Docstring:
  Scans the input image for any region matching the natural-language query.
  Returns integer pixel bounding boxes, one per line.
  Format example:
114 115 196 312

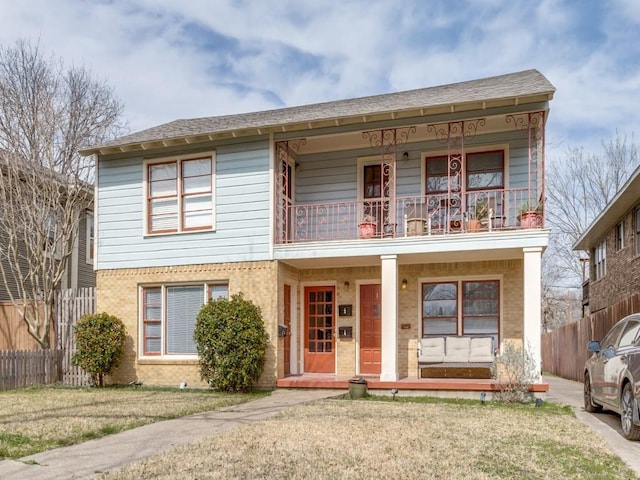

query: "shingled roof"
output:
82 69 555 156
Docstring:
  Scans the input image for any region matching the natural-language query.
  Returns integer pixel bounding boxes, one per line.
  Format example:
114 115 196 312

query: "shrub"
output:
491 340 539 403
194 293 268 392
71 312 127 387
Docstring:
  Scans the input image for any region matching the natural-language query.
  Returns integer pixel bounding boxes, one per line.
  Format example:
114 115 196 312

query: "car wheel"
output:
584 373 602 413
621 383 640 441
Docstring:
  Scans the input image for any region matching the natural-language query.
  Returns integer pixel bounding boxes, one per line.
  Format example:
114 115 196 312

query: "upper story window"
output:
425 150 504 194
592 240 606 281
615 221 625 251
146 154 214 235
86 212 94 264
635 207 640 256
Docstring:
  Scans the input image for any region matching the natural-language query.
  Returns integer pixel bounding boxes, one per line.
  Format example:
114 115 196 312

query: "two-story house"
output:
81 69 554 393
574 165 640 316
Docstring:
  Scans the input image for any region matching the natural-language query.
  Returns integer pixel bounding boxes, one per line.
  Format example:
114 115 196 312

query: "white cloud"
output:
0 0 638 161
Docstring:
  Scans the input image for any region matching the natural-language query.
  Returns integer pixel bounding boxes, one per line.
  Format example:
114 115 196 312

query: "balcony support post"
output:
380 254 399 381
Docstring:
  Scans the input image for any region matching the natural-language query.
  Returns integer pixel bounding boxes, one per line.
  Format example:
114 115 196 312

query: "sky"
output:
1 0 639 165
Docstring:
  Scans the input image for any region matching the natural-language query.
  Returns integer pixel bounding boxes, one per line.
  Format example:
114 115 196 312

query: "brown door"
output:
360 284 381 374
304 286 335 373
283 284 291 376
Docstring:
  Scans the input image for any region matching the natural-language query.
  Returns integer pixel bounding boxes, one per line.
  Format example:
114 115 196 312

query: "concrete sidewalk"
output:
0 388 345 480
544 375 640 477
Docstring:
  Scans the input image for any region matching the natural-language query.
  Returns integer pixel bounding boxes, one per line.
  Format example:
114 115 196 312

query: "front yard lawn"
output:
101 397 639 480
0 385 264 459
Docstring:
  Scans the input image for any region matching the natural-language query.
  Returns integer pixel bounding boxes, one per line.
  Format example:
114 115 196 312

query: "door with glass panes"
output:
304 286 335 373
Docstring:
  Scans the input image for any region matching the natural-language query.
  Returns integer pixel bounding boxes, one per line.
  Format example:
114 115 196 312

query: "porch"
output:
276 373 549 399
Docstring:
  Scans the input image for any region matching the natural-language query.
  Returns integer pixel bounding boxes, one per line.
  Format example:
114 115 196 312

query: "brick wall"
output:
96 261 279 388
297 259 524 378
589 211 640 312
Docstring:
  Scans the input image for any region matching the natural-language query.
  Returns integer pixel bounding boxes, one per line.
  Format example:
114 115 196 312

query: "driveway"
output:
544 375 640 477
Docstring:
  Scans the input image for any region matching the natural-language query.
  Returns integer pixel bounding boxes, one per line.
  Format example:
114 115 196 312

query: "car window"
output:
601 321 627 349
619 320 640 347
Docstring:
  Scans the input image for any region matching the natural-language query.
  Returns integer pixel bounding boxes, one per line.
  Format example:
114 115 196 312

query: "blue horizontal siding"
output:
96 139 271 270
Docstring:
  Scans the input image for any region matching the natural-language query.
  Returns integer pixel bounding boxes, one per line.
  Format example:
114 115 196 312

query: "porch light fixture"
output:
401 279 408 290
344 280 350 289
402 151 409 161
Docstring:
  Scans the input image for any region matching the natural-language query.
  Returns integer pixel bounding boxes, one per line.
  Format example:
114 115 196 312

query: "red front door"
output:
283 284 291 376
304 286 335 373
360 284 381 374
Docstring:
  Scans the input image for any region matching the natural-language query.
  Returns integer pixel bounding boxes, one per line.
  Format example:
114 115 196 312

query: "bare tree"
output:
0 40 124 348
543 133 638 326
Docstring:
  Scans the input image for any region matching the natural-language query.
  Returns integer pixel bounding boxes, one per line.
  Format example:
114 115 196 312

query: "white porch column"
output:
523 247 543 382
380 254 398 381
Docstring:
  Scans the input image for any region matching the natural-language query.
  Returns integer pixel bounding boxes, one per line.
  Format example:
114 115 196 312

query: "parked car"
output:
584 313 640 440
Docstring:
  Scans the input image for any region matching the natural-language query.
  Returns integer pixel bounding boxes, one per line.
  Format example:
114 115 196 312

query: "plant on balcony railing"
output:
517 201 543 228
358 214 377 239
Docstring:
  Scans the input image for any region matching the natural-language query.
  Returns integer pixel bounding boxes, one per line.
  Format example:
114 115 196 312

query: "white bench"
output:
417 336 495 378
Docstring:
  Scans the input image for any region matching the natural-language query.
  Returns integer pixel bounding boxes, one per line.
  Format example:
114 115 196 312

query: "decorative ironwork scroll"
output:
425 119 486 233
360 126 416 237
505 111 546 226
275 139 306 243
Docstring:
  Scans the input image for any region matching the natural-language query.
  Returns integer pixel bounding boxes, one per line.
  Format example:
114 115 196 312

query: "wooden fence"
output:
541 292 640 382
0 349 63 390
0 288 95 390
56 287 95 387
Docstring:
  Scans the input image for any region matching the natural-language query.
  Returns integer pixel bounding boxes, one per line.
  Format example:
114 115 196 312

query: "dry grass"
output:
0 386 260 458
101 398 638 480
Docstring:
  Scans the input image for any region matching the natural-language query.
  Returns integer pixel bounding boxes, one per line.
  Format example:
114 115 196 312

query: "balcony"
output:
275 188 544 244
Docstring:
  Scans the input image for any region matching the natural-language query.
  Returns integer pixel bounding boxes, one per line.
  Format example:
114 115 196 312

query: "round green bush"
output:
194 293 268 392
71 312 127 387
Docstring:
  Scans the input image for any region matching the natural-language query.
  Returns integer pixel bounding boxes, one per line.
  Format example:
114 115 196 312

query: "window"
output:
466 151 504 191
635 208 640 255
618 320 640 348
141 282 228 356
146 154 214 234
615 221 625 251
86 212 94 264
422 280 500 347
592 241 606 281
424 150 504 194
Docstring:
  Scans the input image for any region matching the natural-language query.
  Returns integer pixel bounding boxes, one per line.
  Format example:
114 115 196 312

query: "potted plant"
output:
466 197 489 232
358 214 377 238
518 201 543 228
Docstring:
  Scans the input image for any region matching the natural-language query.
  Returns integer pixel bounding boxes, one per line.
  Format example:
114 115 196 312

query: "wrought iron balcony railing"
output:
275 188 544 244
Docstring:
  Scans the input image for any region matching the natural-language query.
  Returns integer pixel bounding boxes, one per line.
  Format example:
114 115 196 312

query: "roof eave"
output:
573 166 640 251
80 91 553 157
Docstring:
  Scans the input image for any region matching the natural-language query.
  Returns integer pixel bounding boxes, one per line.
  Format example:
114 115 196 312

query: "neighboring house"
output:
81 69 554 390
0 206 96 350
574 165 640 315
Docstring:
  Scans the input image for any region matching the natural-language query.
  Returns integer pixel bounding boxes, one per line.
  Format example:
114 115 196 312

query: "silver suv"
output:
584 313 640 440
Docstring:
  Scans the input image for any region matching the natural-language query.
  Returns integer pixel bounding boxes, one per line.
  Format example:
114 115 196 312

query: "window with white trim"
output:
592 241 606 281
141 282 228 357
422 280 500 348
146 154 214 234
86 212 94 264
615 221 624 251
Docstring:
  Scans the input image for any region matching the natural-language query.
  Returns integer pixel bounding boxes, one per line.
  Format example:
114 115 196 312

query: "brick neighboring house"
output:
81 69 555 392
574 165 640 315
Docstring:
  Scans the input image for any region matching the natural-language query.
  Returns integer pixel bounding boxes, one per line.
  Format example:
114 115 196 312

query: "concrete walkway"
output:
0 388 345 480
544 375 640 477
